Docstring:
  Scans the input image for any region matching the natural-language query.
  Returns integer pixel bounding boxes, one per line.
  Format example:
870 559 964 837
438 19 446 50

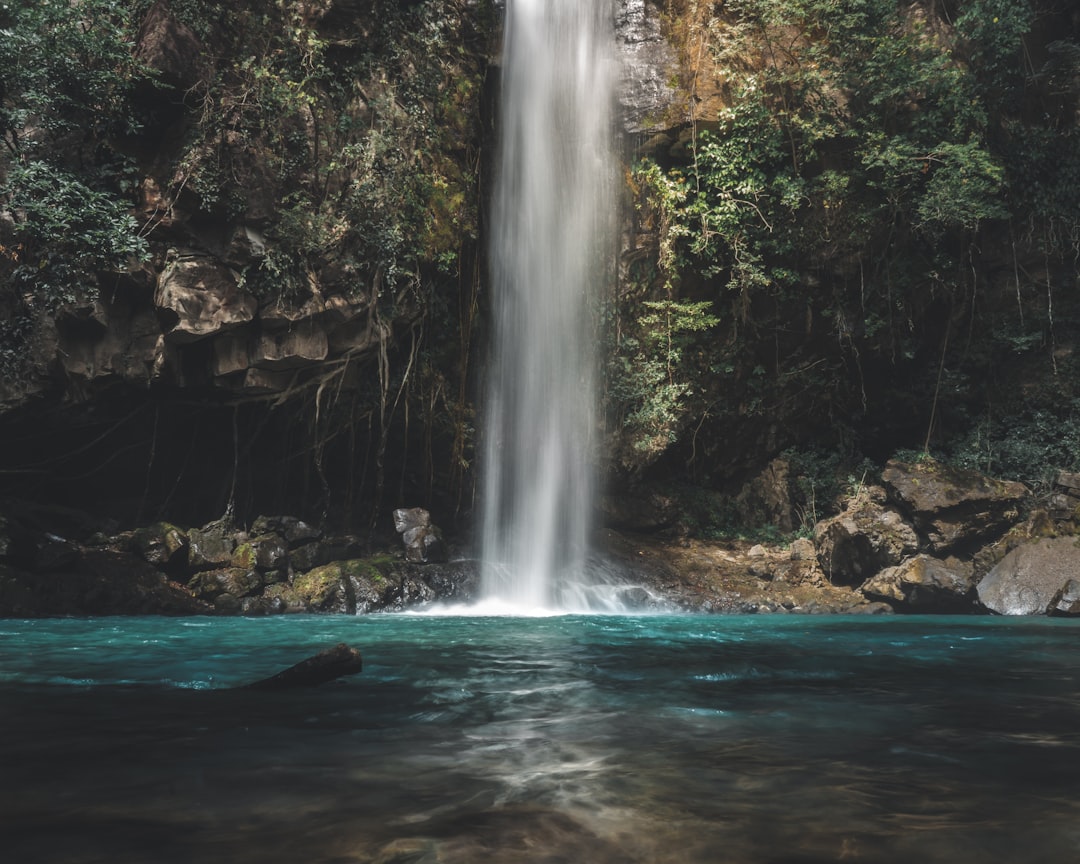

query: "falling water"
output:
480 0 617 610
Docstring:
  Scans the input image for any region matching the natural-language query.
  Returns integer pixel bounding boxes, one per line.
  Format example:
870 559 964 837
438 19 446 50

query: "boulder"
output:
789 537 815 561
288 535 364 573
976 536 1080 615
860 554 976 612
132 522 188 568
278 559 396 614
882 459 1028 553
392 508 447 564
814 486 919 585
188 567 264 601
251 515 322 547
231 534 288 571
188 522 240 570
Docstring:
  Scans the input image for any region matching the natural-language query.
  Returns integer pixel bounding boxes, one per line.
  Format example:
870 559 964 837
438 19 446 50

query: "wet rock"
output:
252 534 288 570
882 459 1028 553
288 535 364 573
188 567 264 601
250 515 322 547
861 554 976 612
279 561 359 613
615 0 679 133
393 508 447 564
977 536 1080 615
28 533 82 572
188 522 240 570
244 643 363 691
814 487 919 585
132 522 188 568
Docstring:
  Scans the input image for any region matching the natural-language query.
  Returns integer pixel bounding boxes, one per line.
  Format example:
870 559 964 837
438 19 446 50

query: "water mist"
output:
480 0 617 610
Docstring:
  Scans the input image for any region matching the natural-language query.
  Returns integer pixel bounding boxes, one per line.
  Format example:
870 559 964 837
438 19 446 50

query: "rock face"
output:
976 536 1080 615
882 459 1028 553
615 0 679 132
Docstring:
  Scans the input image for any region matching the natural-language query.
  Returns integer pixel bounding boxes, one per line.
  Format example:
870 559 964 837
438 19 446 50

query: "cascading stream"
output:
480 0 617 610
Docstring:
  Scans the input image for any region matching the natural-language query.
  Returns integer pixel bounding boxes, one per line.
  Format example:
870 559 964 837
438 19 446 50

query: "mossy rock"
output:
287 563 353 613
132 522 188 568
189 567 264 600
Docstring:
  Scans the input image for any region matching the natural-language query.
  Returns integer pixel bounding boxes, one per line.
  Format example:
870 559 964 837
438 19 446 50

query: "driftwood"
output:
243 643 363 691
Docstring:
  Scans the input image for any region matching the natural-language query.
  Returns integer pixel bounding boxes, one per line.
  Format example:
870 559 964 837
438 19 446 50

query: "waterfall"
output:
480 0 616 610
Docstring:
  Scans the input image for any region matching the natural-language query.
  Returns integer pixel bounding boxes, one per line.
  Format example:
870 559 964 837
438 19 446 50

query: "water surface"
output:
1 614 1079 863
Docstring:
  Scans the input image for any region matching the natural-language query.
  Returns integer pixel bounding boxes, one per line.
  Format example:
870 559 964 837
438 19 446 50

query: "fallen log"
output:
243 643 363 691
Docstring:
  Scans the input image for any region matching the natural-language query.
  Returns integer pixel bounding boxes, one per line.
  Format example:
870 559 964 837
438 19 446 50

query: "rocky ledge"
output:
1 460 1078 618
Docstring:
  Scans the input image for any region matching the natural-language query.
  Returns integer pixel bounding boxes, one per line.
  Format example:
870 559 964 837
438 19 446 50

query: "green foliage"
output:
0 160 148 381
0 0 144 150
613 0 1075 478
947 403 1080 491
1 161 147 307
167 0 485 309
609 297 719 463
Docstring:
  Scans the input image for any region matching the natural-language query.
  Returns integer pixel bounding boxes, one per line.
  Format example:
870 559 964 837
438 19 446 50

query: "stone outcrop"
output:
882 459 1029 554
814 486 919 585
976 536 1080 615
155 254 258 344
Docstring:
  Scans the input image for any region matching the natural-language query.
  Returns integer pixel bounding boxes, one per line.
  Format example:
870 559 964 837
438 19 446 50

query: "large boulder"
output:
814 486 919 585
976 536 1080 615
861 554 976 612
882 459 1028 554
188 521 240 570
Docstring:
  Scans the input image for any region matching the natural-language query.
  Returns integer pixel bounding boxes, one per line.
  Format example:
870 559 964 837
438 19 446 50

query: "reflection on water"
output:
1 615 1080 863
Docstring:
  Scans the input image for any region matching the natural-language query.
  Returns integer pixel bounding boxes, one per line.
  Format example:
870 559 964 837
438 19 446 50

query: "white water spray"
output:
480 0 617 610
